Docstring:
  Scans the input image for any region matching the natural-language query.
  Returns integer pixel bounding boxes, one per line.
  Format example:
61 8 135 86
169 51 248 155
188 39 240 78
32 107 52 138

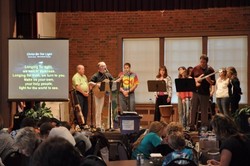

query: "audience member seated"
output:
10 117 37 139
162 131 197 166
86 131 110 164
131 121 167 159
153 122 197 158
0 115 18 161
60 121 72 131
60 120 92 156
50 117 62 127
14 127 41 157
48 126 76 146
152 143 174 157
164 122 194 148
2 150 27 166
36 116 52 128
30 137 82 166
39 122 54 141
73 131 92 154
207 113 250 166
14 127 41 165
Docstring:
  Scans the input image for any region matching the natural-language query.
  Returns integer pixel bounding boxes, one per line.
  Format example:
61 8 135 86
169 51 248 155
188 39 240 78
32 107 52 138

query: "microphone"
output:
123 70 130 76
105 68 109 73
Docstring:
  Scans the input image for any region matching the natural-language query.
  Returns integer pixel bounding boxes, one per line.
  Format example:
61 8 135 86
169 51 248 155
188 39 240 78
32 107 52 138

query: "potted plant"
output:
233 105 250 133
25 102 53 121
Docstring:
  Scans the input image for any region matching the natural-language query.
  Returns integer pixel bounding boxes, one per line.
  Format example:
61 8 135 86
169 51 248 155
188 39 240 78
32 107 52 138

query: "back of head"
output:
48 126 76 146
14 127 40 157
37 116 52 127
133 121 167 149
60 121 71 131
50 117 62 127
20 117 36 128
74 132 92 152
90 131 109 149
31 137 81 166
168 131 186 150
211 113 239 140
39 122 54 139
148 121 167 135
166 122 184 136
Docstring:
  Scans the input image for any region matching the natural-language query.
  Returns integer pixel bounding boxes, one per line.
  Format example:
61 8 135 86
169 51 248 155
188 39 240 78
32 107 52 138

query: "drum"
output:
159 105 173 123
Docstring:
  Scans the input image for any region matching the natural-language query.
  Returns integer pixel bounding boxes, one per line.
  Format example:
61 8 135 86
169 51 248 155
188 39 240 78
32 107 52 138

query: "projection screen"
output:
8 39 69 101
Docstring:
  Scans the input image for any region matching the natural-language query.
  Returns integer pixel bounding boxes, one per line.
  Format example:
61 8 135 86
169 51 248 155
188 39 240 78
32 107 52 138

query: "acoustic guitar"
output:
74 104 85 125
91 79 111 98
70 89 85 125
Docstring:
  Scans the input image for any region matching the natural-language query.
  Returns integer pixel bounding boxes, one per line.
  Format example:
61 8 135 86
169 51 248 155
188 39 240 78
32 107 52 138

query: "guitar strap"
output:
204 65 211 75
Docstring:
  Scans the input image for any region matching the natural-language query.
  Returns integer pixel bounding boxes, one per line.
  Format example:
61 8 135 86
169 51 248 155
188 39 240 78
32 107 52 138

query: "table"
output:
108 160 153 166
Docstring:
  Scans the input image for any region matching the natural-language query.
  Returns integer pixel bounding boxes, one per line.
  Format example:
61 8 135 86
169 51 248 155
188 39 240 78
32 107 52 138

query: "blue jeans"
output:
216 97 230 116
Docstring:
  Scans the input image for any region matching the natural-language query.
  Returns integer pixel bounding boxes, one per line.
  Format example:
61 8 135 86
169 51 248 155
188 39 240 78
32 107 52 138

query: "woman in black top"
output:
226 66 242 115
207 114 250 166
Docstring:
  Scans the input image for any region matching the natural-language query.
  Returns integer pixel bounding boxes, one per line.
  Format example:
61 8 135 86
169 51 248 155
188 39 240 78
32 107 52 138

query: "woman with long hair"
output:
154 66 172 121
215 68 230 116
226 67 242 115
131 121 167 159
207 114 250 166
177 66 192 129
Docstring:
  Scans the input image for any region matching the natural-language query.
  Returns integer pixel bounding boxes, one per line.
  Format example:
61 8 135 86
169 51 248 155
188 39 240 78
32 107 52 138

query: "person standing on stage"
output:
177 66 192 128
118 63 139 113
89 62 114 129
154 65 172 121
190 55 216 130
226 66 242 115
215 68 230 116
187 66 193 77
72 65 89 125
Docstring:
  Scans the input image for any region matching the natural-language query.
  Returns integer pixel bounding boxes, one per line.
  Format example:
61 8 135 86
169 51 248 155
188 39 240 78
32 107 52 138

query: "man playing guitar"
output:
89 61 114 129
190 55 216 130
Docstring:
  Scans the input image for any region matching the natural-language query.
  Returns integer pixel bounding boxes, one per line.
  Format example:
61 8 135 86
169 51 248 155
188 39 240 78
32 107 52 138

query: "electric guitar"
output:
195 70 219 87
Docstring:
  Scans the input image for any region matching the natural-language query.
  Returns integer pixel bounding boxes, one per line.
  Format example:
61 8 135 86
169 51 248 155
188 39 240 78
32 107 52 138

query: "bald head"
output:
76 65 85 75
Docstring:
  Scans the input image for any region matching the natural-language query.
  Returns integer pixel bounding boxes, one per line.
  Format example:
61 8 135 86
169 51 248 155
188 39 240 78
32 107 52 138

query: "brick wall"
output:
56 7 250 86
56 7 250 126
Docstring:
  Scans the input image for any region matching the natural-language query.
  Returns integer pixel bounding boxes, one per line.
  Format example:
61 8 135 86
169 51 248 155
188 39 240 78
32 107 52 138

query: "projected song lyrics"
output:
12 64 65 91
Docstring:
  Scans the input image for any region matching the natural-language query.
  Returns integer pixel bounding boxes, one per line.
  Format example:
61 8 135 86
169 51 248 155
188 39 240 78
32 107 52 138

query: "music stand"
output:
175 78 195 129
175 78 196 92
147 80 166 92
100 81 111 92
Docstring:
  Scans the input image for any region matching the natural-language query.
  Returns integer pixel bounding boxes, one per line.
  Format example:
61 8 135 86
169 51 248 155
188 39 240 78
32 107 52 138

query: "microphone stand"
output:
104 70 115 131
89 89 95 131
127 73 131 111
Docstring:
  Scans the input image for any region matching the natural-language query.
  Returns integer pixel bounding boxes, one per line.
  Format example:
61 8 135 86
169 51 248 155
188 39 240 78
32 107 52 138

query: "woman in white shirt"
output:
215 68 230 116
